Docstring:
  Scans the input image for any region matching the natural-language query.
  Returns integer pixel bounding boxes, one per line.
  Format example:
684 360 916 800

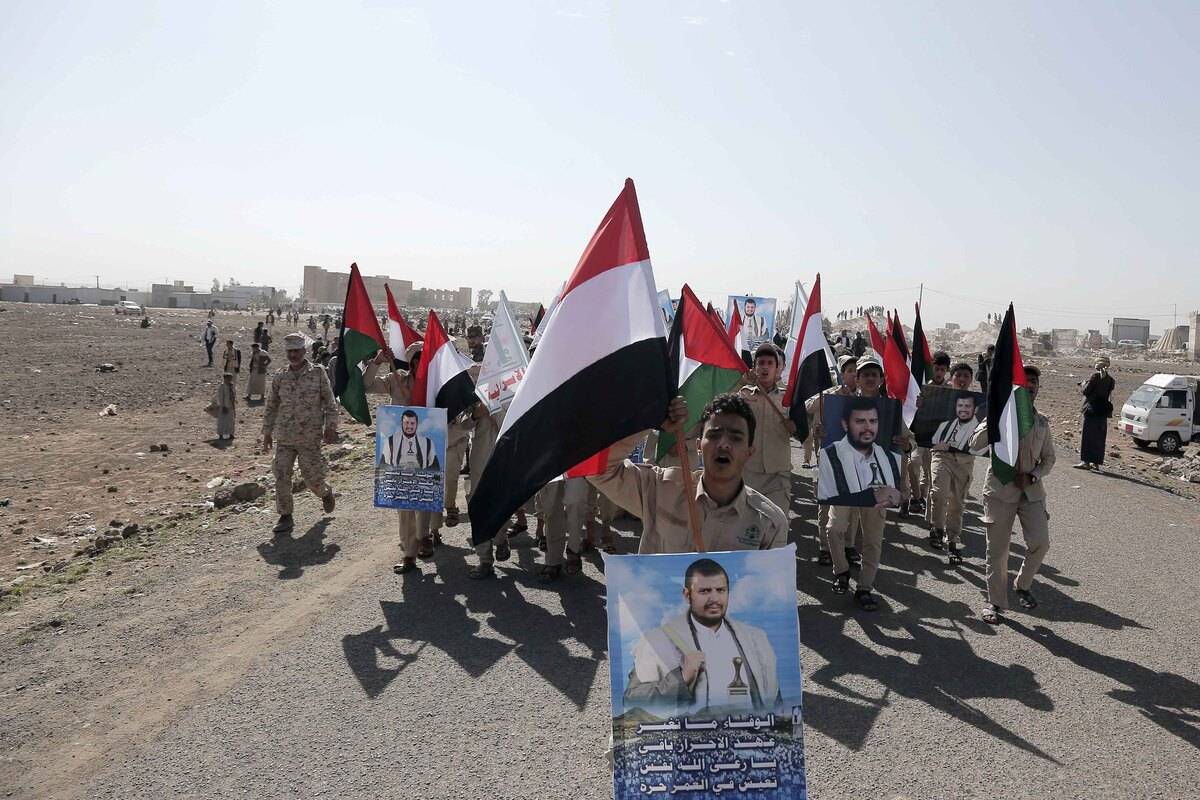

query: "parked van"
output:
1118 373 1200 454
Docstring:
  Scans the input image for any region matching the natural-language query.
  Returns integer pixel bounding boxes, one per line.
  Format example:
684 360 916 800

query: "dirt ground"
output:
1 301 1197 612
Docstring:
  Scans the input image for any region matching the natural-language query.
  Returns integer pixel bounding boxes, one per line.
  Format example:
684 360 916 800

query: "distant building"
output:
301 265 470 310
0 275 149 306
1051 328 1079 350
211 284 281 309
1110 317 1151 345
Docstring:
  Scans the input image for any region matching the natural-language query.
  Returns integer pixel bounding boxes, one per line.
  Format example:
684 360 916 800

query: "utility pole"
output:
94 275 99 289
918 282 924 309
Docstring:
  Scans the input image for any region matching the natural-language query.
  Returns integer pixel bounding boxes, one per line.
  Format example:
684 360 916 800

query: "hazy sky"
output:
2 1 1197 332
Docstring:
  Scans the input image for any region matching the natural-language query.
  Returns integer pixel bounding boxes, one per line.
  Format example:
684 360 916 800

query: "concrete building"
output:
1110 317 1151 345
0 276 149 306
211 284 281 309
1051 328 1079 351
1191 312 1200 361
302 265 471 310
150 282 211 309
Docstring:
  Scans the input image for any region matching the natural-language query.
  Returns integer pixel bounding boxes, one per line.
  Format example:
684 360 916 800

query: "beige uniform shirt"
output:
589 436 788 554
970 411 1056 504
739 383 793 474
363 362 413 405
262 360 338 446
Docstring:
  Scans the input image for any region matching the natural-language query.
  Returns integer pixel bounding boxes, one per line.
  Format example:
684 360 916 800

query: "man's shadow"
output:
256 518 340 579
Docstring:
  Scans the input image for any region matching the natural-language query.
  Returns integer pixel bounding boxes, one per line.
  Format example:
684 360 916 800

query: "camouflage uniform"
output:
263 359 338 515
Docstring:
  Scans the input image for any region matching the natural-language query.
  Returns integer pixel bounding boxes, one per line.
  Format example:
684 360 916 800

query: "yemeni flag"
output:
865 311 886 355
384 284 421 358
468 179 671 545
883 310 919 424
333 263 387 425
987 303 1032 484
531 304 546 335
910 302 933 386
655 284 746 462
411 310 477 422
782 274 835 441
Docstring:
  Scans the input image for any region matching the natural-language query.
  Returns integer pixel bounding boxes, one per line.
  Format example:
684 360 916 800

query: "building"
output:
1051 328 1079 351
302 265 471 310
1110 317 1151 345
211 284 282 310
0 276 149 306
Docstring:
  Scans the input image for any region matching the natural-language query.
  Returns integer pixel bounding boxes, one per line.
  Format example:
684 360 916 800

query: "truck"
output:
1117 373 1200 454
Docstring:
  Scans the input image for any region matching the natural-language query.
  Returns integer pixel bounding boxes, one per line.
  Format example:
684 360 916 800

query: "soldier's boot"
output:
273 514 294 535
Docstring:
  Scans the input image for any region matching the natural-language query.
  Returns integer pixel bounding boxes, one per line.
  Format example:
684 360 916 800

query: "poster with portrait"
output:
607 546 807 798
658 290 676 327
911 385 988 453
816 395 904 508
727 296 777 352
373 405 448 511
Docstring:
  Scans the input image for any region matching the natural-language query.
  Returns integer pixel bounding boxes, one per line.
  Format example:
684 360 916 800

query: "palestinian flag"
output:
865 311 886 355
910 302 933 386
987 304 1032 484
384 284 421 359
411 309 477 422
705 302 724 328
782 273 834 441
468 179 671 545
727 303 751 367
333 263 387 425
655 284 746 462
883 310 919 425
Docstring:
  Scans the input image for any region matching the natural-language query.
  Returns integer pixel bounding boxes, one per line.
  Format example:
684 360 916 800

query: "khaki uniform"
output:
826 506 886 590
970 413 1056 609
929 450 973 542
542 477 590 566
362 362 443 557
589 436 788 554
470 407 510 565
262 360 338 515
443 417 472 513
739 384 793 517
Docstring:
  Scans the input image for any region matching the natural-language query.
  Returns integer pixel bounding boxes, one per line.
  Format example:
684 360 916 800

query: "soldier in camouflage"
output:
262 333 339 534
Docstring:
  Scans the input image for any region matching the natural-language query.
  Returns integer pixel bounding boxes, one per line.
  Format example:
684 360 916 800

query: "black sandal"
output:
495 540 511 562
845 547 861 565
854 589 879 611
981 605 1001 624
538 564 562 584
1016 589 1038 609
467 563 494 580
929 528 944 550
818 549 833 566
831 572 850 595
947 543 963 564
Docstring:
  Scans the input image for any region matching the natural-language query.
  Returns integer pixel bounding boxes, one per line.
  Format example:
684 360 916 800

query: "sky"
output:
2 1 1197 333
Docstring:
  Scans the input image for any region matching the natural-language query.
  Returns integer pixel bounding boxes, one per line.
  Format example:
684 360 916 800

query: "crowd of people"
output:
235 304 1103 629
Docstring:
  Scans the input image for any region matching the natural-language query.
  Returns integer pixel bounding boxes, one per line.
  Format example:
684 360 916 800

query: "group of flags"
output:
330 178 1032 548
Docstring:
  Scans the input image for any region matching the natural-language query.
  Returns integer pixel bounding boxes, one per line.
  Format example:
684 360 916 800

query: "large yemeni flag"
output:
987 303 1032 484
910 303 933 386
883 310 919 424
655 284 746 462
865 311 886 355
411 310 477 422
333 263 387 425
384 284 421 358
782 273 835 441
468 179 671 545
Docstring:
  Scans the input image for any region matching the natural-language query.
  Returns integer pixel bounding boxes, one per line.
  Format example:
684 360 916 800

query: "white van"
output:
1118 373 1200 454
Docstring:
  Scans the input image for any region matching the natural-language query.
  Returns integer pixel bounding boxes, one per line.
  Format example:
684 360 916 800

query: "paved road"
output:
5 444 1200 799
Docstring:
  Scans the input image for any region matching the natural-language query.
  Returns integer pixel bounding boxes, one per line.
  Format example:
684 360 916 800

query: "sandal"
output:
393 557 417 574
417 536 435 559
981 605 1001 624
445 508 460 527
564 548 583 575
845 547 861 565
538 564 562 584
432 531 443 547
1016 589 1038 609
947 542 963 564
495 540 511 562
817 549 833 566
831 572 850 595
929 528 944 550
854 589 879 611
467 563 495 580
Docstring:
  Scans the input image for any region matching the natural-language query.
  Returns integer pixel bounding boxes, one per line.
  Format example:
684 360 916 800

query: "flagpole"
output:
674 438 707 553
